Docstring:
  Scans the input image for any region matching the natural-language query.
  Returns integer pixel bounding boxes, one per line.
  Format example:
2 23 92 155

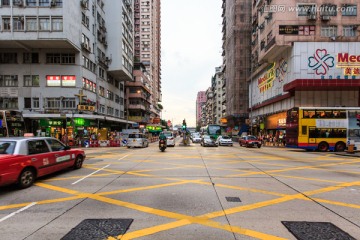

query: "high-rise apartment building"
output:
248 0 360 135
196 91 206 127
212 67 225 125
133 0 162 122
0 0 134 139
222 0 252 127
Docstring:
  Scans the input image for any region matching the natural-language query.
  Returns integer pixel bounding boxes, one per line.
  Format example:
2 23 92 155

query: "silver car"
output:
163 131 175 147
127 134 149 148
216 135 233 146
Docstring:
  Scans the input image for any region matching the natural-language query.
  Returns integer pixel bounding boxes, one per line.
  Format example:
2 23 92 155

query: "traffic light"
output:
182 119 187 130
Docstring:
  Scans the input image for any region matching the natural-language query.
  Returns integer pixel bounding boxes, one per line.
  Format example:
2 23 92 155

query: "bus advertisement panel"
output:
286 107 360 152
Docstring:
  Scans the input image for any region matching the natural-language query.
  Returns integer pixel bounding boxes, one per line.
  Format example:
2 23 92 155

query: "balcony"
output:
259 37 292 62
128 104 146 111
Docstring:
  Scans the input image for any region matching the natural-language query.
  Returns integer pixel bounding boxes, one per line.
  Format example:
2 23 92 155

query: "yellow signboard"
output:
78 105 95 112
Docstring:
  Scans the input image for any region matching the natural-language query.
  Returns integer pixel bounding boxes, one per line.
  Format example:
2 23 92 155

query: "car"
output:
0 137 85 189
201 135 218 147
239 135 262 148
162 131 175 147
192 134 202 143
216 135 233 146
127 133 149 148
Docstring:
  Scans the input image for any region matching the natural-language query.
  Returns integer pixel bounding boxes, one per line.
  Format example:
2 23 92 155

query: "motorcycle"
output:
159 139 167 152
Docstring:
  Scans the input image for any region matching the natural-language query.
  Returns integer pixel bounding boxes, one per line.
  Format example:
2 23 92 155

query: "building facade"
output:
196 91 206 127
222 0 252 127
0 0 134 141
133 0 162 122
212 67 226 125
205 87 214 125
249 0 360 135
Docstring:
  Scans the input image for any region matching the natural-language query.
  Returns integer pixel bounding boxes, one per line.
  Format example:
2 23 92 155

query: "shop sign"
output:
307 48 359 78
46 75 61 87
279 25 299 35
40 119 64 127
258 63 276 92
220 118 228 124
278 118 286 128
74 118 85 126
0 120 2 127
153 117 161 124
78 105 95 112
266 112 287 129
61 75 76 87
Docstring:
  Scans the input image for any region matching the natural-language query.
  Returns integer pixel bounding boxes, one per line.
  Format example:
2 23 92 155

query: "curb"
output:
334 153 360 158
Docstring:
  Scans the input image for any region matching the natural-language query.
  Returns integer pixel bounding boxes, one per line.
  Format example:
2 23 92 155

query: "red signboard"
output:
46 75 61 87
62 75 76 87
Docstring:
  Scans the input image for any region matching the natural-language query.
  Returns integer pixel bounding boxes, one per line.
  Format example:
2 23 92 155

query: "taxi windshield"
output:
0 141 16 154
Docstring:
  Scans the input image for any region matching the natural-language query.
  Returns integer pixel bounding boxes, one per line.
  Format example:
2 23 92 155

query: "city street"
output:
1 139 360 240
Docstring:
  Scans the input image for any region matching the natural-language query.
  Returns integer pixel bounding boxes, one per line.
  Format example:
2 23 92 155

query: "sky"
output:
161 0 223 127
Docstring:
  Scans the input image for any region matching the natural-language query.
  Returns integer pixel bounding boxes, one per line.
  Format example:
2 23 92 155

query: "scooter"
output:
159 139 167 152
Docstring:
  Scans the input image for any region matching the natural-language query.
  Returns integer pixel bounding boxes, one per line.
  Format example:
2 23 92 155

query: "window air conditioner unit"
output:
321 15 331 21
51 0 56 6
81 0 89 9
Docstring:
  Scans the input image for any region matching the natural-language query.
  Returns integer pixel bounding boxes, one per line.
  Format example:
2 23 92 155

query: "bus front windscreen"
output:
208 125 221 135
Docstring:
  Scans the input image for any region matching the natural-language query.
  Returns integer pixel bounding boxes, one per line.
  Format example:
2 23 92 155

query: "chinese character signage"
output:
46 75 76 87
62 75 76 87
78 105 95 112
46 75 61 87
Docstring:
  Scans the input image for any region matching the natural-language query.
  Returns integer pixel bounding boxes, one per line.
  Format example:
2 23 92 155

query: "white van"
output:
127 133 149 148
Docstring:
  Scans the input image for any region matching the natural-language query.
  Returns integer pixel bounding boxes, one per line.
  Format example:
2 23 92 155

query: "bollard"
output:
347 144 355 154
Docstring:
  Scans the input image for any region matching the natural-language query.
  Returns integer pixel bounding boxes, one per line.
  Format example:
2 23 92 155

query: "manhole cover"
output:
282 221 356 240
62 219 133 240
225 197 241 202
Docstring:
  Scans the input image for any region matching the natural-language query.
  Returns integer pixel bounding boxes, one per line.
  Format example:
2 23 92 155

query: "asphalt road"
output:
1 139 360 240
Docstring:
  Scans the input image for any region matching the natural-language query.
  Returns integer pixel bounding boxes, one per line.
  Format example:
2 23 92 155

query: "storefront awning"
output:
284 79 360 92
23 113 136 125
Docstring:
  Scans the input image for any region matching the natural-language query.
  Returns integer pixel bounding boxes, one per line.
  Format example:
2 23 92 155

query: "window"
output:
24 98 31 109
52 0 63 7
0 98 18 109
99 104 105 113
99 86 105 97
99 67 105 79
46 98 60 108
107 90 114 101
115 94 120 103
52 18 63 31
298 4 316 16
28 140 50 155
342 4 357 16
46 53 75 64
61 53 75 64
321 26 337 37
13 17 24 31
2 0 10 6
33 98 39 108
39 18 50 30
23 53 39 63
26 0 37 7
62 98 76 109
82 13 89 28
343 25 357 37
26 18 37 31
0 53 17 63
39 0 50 7
24 75 40 87
115 109 119 117
46 139 65 151
2 17 11 31
0 75 18 87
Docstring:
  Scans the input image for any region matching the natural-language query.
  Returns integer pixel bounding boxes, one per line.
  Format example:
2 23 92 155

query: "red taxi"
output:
0 137 85 189
239 135 262 148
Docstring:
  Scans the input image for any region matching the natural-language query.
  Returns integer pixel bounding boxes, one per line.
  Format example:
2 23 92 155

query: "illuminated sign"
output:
74 118 85 125
258 63 276 93
338 53 360 63
61 75 76 87
0 120 2 127
46 75 61 87
78 105 95 112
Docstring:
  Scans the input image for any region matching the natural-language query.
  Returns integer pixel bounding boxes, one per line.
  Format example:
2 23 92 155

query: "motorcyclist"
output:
159 132 167 144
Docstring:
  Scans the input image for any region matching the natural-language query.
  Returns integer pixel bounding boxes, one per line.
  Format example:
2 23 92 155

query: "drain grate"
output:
62 219 133 240
282 221 356 240
225 197 241 202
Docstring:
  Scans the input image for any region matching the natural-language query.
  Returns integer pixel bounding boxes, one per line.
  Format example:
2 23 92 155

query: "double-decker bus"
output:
0 110 26 137
200 124 222 139
286 107 360 152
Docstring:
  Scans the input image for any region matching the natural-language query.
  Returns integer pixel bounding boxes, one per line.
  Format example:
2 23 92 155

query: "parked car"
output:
216 135 233 146
201 135 218 147
163 131 175 147
0 137 85 189
127 133 149 148
192 134 202 143
239 135 262 148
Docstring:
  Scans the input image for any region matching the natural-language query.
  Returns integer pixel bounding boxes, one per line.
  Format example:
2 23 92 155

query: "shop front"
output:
265 111 287 143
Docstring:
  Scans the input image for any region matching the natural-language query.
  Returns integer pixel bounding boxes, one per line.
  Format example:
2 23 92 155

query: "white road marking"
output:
72 164 110 185
118 154 130 161
0 202 37 222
